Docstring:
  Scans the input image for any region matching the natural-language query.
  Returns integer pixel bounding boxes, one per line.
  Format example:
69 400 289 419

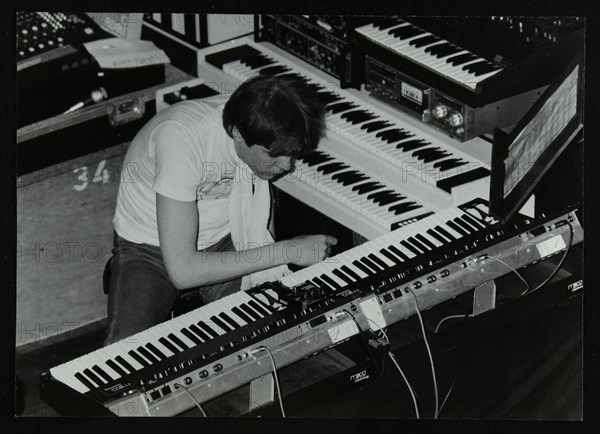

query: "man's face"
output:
233 129 295 180
243 145 295 180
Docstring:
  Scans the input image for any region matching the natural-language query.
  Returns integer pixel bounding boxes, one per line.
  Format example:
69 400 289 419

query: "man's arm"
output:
157 193 336 290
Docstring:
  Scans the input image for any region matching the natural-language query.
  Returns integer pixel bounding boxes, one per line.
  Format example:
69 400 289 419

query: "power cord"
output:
252 346 286 417
494 257 531 293
406 287 439 419
173 382 207 417
437 313 469 417
374 327 420 419
387 352 420 418
522 221 574 296
434 314 473 334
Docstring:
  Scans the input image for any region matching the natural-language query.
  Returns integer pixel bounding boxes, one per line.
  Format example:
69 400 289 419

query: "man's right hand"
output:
279 234 338 267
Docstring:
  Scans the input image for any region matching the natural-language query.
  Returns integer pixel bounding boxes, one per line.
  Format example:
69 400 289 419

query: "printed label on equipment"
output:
104 381 131 394
349 369 370 384
401 82 423 104
359 296 387 331
327 320 359 343
536 235 566 258
567 279 583 292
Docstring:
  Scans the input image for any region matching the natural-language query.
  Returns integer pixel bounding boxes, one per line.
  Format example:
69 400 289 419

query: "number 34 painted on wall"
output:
73 160 110 191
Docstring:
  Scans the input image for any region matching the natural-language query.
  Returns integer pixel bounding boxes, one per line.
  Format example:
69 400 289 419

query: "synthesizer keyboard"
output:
352 17 583 140
356 19 503 91
354 17 583 97
40 203 583 416
350 17 584 141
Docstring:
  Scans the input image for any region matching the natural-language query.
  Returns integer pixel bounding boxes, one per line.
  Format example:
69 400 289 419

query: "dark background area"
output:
6 2 600 434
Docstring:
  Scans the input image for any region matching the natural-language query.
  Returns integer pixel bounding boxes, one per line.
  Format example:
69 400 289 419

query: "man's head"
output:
223 74 326 180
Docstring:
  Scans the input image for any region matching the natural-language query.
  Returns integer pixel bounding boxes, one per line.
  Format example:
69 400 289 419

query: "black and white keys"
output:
49 290 283 394
292 149 433 232
218 47 488 192
355 20 503 90
280 206 490 291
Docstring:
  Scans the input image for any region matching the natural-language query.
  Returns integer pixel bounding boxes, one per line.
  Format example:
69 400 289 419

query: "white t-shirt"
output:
113 100 241 249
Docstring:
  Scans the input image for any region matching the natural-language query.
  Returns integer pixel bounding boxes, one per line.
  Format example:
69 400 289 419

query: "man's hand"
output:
278 234 338 267
157 192 338 288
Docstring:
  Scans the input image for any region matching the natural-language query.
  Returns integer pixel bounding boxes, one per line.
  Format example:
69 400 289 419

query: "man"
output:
105 74 336 345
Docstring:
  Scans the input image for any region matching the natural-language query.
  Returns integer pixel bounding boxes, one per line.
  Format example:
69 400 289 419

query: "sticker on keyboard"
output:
327 320 359 343
359 296 387 331
536 235 566 258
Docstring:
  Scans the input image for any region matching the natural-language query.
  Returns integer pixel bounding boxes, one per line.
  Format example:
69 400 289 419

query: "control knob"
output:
448 112 464 127
431 104 448 119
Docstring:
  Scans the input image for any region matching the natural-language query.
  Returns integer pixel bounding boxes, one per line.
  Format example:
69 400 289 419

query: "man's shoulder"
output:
161 99 223 120
144 100 223 140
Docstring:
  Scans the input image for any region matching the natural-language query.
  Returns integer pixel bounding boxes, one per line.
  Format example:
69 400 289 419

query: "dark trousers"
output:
104 232 241 346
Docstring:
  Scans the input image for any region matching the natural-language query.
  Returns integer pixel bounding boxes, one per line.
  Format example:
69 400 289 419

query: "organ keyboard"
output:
41 202 583 416
211 42 490 192
291 148 435 237
192 37 492 238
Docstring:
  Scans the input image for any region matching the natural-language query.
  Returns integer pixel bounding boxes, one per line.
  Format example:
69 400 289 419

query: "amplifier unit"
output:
365 55 547 141
255 15 370 88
